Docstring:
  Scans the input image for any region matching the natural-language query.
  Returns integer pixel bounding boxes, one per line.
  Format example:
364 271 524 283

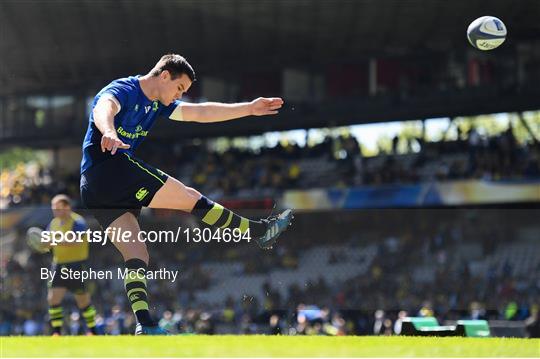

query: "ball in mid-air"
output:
467 16 507 50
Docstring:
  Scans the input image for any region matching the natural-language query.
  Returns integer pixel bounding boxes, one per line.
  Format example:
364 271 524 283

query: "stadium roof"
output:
1 0 540 95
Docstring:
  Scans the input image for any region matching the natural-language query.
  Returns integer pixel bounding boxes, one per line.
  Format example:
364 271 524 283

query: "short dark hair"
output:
150 54 196 82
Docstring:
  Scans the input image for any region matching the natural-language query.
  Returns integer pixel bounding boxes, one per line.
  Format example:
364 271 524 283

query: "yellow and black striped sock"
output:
48 305 63 335
124 258 154 326
193 196 267 237
80 304 97 334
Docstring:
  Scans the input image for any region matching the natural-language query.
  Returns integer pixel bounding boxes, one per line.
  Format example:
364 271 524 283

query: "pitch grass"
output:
1 335 539 357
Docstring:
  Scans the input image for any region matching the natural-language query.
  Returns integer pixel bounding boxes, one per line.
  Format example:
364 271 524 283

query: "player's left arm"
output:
169 97 283 123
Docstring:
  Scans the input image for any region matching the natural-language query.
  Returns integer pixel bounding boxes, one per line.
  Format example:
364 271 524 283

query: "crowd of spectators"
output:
1 208 538 336
147 124 540 195
1 119 538 336
2 124 539 209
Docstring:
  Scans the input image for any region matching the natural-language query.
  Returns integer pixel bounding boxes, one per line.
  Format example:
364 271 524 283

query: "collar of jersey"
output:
134 75 156 105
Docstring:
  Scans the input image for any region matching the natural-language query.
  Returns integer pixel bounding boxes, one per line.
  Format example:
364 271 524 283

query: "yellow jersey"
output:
47 212 89 264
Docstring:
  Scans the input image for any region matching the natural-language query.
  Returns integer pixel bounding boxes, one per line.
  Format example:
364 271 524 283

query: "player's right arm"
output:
92 96 130 155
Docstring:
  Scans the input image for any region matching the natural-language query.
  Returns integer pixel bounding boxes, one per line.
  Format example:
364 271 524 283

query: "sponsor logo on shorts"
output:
135 188 149 201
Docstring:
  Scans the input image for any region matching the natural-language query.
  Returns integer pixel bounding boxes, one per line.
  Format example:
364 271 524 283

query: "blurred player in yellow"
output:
45 194 97 335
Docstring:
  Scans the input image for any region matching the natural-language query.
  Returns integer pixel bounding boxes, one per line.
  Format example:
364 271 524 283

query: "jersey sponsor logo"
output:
134 104 139 112
144 105 151 114
117 126 148 139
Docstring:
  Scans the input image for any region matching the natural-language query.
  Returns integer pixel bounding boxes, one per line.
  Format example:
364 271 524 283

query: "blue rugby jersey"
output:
81 76 181 174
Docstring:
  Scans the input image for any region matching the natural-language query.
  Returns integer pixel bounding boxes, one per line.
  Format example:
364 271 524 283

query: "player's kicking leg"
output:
149 177 293 248
106 179 292 335
81 155 292 335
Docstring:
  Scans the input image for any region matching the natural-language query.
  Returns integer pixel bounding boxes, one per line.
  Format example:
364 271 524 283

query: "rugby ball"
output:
26 227 49 254
467 16 507 50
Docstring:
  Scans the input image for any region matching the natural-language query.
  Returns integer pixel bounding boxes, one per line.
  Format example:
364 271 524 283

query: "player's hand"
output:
101 130 130 155
250 97 284 116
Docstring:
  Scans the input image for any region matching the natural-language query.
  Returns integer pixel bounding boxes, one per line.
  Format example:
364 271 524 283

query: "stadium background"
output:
0 0 539 339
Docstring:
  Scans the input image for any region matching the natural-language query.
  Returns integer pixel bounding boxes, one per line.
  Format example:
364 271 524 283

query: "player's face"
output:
51 200 71 219
159 71 192 106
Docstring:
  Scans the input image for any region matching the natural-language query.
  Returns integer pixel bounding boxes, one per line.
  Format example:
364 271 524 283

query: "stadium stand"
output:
1 1 539 341
2 129 539 208
2 205 538 336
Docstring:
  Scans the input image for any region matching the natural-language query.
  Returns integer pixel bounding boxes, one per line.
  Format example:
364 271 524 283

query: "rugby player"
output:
46 194 97 335
80 54 293 334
